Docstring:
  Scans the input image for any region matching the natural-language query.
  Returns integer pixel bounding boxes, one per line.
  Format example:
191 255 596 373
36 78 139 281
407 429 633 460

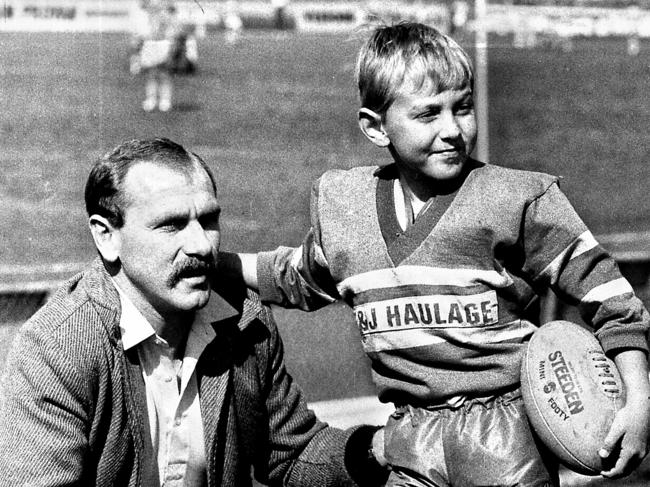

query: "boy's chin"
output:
421 159 467 181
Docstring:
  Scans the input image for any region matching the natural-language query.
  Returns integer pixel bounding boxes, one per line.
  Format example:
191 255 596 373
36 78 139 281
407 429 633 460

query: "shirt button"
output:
164 376 173 382
174 418 182 426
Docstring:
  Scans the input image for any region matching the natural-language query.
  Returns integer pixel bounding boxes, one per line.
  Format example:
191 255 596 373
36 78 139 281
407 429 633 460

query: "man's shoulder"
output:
243 288 277 332
212 275 275 331
2 263 120 407
20 261 119 345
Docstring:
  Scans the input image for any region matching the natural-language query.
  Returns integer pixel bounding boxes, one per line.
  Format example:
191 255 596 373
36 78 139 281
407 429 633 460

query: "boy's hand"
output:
599 349 650 478
599 396 650 478
371 427 387 467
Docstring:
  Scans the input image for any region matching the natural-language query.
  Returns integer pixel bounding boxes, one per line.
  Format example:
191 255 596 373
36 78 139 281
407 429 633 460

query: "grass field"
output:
2 29 650 392
2 31 650 397
2 29 650 486
2 32 650 268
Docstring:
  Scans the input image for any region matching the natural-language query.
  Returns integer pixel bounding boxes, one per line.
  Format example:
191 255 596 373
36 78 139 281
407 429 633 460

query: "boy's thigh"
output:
386 468 444 487
384 395 558 487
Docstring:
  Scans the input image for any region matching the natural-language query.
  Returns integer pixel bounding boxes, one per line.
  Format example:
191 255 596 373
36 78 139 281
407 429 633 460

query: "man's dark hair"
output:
85 137 217 228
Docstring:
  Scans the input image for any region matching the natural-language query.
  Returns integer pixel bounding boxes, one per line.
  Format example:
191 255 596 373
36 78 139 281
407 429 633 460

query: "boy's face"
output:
381 77 477 182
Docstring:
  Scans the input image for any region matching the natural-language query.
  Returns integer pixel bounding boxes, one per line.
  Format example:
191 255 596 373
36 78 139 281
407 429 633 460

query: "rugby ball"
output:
521 320 625 475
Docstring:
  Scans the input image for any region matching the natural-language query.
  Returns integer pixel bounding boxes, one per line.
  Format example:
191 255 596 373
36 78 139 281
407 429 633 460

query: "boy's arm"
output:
522 182 649 353
522 182 650 476
599 348 650 478
236 252 260 289
255 228 341 310
217 237 339 311
218 177 341 311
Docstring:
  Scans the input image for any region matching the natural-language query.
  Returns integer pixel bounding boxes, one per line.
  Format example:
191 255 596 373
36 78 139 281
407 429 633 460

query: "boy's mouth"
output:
432 149 463 159
433 145 464 154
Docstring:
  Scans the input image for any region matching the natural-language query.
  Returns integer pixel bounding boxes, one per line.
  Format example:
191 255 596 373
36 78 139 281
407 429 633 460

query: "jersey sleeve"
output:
521 182 650 354
257 178 341 311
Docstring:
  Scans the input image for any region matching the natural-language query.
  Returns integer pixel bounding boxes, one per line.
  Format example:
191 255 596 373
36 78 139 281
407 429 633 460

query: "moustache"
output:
168 257 215 286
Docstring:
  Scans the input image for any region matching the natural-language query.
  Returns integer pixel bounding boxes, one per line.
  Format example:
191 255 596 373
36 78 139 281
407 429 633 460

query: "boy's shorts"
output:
383 389 558 487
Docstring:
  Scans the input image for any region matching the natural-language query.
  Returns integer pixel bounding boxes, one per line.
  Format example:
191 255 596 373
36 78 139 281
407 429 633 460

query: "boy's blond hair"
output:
356 22 474 115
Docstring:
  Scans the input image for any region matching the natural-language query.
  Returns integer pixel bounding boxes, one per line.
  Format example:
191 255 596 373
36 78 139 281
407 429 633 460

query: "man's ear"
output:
358 108 390 148
88 215 120 264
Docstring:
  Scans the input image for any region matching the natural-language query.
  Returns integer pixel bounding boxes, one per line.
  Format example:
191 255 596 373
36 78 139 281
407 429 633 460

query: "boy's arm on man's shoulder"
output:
238 252 259 289
256 229 340 311
218 230 340 311
220 174 340 311
216 251 259 289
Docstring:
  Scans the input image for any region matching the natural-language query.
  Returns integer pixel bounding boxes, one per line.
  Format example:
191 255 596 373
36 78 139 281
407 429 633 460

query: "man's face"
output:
114 162 221 317
382 76 477 182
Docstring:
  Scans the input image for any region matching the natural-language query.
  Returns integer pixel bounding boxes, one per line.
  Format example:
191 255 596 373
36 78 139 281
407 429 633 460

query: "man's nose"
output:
182 220 213 256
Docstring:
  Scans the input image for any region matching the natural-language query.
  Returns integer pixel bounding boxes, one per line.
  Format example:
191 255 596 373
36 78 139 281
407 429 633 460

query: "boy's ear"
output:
358 108 390 148
88 215 121 264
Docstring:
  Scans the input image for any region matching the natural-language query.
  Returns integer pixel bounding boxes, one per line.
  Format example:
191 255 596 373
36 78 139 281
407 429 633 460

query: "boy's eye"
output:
455 101 474 115
416 110 439 120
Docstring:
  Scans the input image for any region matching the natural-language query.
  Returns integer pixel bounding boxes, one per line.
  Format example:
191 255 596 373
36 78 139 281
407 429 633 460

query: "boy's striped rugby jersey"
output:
258 161 649 405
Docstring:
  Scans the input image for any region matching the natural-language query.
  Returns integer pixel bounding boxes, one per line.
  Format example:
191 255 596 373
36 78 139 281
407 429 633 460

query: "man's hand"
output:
344 425 390 486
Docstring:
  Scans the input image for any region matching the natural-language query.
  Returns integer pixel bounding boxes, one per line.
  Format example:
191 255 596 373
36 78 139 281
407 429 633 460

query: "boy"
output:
230 22 650 486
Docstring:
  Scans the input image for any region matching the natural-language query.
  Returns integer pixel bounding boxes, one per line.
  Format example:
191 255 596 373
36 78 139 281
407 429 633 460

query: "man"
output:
0 138 386 486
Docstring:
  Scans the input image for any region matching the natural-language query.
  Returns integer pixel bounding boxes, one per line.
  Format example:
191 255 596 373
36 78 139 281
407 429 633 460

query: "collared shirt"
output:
115 282 238 487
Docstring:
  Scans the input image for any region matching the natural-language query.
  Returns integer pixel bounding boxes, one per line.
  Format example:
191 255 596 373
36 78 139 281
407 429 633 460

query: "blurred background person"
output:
132 0 183 112
223 0 243 45
272 0 290 31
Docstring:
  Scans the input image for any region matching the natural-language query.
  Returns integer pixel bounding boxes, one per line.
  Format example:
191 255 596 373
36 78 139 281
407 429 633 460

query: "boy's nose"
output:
439 113 462 139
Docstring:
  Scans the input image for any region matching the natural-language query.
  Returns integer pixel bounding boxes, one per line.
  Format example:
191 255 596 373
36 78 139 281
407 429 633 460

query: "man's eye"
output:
158 219 185 231
199 210 221 230
417 111 438 121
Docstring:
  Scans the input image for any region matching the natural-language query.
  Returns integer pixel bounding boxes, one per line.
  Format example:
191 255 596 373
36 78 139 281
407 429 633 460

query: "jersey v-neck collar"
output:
375 161 480 265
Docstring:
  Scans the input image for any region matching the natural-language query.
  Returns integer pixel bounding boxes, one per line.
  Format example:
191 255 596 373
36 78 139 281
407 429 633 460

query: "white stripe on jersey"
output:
337 266 514 296
360 319 536 353
538 231 598 282
581 278 633 304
